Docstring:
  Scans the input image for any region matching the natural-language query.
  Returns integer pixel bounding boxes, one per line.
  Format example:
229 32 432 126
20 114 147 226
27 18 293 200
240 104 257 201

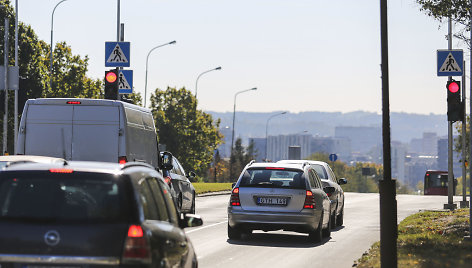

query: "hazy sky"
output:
18 0 463 115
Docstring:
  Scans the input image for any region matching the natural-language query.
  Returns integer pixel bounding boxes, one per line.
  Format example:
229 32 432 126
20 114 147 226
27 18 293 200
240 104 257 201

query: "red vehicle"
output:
424 170 456 195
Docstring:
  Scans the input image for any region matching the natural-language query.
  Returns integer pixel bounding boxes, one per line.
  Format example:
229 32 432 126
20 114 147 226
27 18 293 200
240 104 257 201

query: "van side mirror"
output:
161 151 173 171
338 178 348 185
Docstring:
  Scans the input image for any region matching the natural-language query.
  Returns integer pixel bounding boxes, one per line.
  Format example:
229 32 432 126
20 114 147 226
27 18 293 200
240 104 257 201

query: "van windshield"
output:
239 168 306 189
0 171 130 223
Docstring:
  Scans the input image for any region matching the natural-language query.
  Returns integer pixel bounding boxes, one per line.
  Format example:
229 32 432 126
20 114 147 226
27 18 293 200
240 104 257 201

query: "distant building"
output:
335 126 381 154
391 141 407 183
311 136 351 162
267 134 311 162
217 126 232 158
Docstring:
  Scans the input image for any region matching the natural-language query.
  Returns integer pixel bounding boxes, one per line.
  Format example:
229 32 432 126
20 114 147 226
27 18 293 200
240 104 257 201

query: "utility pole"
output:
14 0 18 154
3 18 8 155
445 17 457 210
379 0 397 267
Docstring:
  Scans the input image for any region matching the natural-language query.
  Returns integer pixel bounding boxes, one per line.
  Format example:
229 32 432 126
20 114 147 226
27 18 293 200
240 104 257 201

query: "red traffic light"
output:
447 81 459 93
105 71 117 83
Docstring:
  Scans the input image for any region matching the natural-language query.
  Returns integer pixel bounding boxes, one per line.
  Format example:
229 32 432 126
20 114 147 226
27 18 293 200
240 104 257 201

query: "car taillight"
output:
49 168 73 173
303 190 316 209
164 176 172 185
230 187 241 206
118 156 127 164
122 225 151 264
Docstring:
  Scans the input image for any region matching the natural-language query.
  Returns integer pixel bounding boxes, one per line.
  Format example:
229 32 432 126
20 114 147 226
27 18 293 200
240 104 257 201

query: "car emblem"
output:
44 230 60 246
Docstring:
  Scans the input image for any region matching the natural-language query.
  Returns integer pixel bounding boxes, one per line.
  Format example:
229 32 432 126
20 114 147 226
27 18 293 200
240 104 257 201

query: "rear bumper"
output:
0 254 120 266
228 207 321 233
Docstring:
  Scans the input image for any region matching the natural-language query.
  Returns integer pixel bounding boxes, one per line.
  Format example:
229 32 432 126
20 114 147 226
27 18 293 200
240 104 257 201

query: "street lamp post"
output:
265 111 287 161
144 40 176 107
195 66 221 100
50 0 68 91
230 87 257 180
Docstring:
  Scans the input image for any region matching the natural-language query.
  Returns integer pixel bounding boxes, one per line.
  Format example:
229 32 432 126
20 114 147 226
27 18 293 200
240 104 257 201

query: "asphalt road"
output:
186 192 464 268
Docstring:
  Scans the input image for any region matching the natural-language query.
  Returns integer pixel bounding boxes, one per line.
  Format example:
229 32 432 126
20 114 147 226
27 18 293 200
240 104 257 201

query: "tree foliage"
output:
0 0 103 153
416 0 472 47
229 138 257 181
149 87 222 179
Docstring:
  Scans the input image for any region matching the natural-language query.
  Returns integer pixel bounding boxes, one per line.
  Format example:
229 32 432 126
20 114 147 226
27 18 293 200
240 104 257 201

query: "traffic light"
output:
446 80 463 122
104 69 118 100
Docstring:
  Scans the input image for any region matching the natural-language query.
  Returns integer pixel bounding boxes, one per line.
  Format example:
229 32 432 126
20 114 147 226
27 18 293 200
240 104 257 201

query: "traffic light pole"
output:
445 17 457 210
379 0 397 267
460 61 469 208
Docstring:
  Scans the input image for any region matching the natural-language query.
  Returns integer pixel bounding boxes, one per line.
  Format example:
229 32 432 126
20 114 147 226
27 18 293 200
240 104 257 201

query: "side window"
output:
147 178 170 222
158 179 179 224
310 170 322 188
307 170 316 188
175 158 186 177
327 166 337 182
172 159 182 176
137 179 159 220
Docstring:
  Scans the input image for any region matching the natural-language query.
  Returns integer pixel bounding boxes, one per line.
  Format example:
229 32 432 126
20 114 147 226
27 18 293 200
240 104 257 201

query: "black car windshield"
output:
239 168 305 189
0 171 130 222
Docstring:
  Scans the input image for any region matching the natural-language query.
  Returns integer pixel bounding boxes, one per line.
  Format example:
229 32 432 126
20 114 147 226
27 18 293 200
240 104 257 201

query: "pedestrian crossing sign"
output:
119 70 133 94
437 49 463 77
105 42 130 67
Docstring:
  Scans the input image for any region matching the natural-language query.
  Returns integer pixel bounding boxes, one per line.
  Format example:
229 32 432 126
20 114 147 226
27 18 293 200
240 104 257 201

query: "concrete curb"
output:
197 190 231 197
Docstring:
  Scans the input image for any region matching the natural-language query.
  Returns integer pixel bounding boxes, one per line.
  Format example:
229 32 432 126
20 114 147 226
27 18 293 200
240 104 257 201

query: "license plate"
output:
256 197 288 206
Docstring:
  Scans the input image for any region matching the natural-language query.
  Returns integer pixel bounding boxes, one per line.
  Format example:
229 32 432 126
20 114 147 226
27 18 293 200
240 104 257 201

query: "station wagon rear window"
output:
239 168 306 189
0 172 130 222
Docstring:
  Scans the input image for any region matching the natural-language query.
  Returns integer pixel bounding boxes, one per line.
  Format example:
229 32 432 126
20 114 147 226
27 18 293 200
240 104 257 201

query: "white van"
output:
16 98 161 168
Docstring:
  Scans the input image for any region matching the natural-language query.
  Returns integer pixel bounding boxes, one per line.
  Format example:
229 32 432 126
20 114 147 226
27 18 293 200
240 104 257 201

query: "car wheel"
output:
336 204 344 227
228 223 242 240
323 212 331 238
190 193 196 214
331 205 337 229
308 213 323 243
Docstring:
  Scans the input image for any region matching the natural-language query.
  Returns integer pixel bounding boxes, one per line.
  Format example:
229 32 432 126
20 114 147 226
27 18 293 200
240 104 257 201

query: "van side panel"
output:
124 107 158 168
71 106 120 162
23 105 73 158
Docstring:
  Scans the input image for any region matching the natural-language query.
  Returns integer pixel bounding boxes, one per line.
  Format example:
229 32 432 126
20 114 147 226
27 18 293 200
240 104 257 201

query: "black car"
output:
0 160 202 267
161 153 196 214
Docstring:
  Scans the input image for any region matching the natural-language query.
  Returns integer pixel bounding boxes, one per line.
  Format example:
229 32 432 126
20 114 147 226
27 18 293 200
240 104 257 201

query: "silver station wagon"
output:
227 161 334 242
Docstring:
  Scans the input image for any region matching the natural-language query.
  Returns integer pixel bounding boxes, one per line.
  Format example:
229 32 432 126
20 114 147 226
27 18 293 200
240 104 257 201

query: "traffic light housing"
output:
446 80 463 122
104 69 118 100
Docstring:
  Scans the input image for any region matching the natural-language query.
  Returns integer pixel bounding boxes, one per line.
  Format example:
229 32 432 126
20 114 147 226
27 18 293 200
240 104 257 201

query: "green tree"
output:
149 87 222 179
454 116 469 163
229 138 257 182
0 0 103 153
416 0 471 46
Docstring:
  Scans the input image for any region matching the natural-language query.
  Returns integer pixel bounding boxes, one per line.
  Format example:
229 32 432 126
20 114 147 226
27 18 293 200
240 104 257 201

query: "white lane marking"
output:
186 220 228 234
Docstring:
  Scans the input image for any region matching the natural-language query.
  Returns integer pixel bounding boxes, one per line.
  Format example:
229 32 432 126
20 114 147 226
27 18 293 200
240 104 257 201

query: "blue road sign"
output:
329 153 337 162
105 42 130 67
437 49 463 76
118 70 133 94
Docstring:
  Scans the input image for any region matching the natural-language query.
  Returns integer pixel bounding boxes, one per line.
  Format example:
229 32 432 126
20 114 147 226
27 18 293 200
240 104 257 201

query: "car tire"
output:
190 193 196 214
330 205 337 229
308 213 323 243
323 212 331 238
336 204 344 227
228 223 242 240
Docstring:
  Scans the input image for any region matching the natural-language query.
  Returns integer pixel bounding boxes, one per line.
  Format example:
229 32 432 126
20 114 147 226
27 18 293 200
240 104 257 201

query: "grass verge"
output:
193 182 233 195
354 209 472 267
